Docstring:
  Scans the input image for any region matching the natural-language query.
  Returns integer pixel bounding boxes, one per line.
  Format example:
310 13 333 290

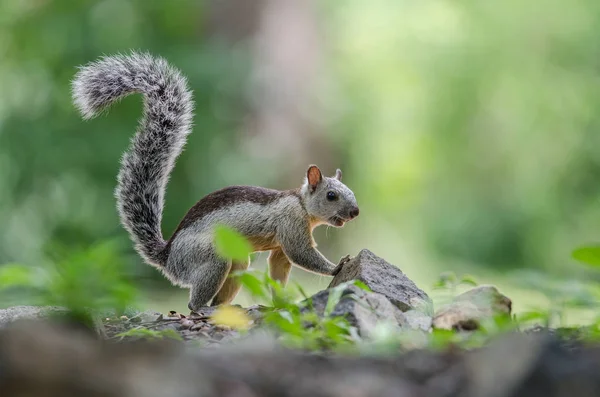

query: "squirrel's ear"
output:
334 169 342 181
306 165 323 192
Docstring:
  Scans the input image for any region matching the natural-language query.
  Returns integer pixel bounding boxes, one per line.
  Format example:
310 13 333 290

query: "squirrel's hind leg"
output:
168 230 231 311
185 253 232 312
210 258 250 306
268 248 292 287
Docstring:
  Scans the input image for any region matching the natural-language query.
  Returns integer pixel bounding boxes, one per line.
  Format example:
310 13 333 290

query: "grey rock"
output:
0 305 109 337
404 309 433 332
0 306 69 328
305 284 406 338
129 309 163 323
329 249 432 313
433 285 512 331
189 306 219 317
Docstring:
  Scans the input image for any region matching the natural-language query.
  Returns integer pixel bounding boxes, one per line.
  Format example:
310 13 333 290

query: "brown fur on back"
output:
162 186 300 255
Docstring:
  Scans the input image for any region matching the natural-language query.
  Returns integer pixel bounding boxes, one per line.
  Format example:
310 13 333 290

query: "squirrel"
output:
71 52 360 311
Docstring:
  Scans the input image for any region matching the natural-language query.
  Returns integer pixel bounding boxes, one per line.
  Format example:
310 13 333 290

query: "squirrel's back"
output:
167 185 303 242
72 52 194 267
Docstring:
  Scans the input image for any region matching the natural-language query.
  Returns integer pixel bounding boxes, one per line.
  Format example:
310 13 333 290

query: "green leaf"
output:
231 271 269 301
439 271 457 283
115 328 183 341
322 318 351 341
516 310 550 324
278 310 294 324
324 286 345 317
572 245 600 268
432 280 447 289
433 271 458 289
295 282 310 300
428 329 457 350
42 239 137 314
351 280 371 292
460 274 478 286
214 225 252 262
265 311 303 335
0 264 36 289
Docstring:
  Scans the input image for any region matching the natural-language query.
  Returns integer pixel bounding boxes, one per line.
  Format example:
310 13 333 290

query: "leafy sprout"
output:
572 245 600 269
0 240 137 317
114 328 183 342
230 268 366 351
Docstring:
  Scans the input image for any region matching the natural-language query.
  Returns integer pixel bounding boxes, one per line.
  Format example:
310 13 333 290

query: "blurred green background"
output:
1 0 599 324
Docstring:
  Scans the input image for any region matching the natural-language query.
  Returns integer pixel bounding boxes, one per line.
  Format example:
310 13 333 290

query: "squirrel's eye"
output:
326 191 337 201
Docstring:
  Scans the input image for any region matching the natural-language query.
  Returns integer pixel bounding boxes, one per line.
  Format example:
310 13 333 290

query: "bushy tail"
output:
71 52 194 267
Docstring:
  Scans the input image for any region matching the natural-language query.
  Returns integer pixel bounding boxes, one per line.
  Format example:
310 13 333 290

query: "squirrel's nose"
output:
349 207 360 219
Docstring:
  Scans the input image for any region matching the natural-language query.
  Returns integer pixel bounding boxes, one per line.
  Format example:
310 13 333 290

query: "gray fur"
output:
71 53 359 311
71 52 193 268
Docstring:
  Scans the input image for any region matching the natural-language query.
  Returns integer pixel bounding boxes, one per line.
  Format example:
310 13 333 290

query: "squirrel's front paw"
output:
331 254 352 276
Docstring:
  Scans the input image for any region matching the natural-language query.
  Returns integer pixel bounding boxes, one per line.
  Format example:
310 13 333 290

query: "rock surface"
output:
404 309 433 332
433 285 512 331
329 249 432 313
1 320 599 397
305 285 407 337
102 306 267 346
0 245 593 397
0 305 69 327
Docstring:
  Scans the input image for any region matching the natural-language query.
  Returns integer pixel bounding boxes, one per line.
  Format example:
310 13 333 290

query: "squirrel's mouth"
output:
329 216 347 227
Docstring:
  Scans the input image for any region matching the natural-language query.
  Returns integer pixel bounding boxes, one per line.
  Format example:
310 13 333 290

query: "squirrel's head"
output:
300 165 359 228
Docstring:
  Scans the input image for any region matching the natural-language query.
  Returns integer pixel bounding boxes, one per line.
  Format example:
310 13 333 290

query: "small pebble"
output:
215 325 232 331
180 319 194 329
190 323 204 331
